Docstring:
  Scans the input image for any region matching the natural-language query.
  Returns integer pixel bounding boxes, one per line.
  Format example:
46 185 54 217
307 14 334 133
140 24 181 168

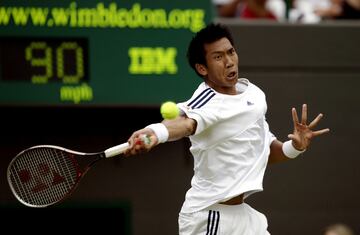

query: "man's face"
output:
199 37 239 94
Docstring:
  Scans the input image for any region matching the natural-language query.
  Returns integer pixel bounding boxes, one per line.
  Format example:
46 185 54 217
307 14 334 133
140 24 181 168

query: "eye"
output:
214 54 222 60
229 48 235 55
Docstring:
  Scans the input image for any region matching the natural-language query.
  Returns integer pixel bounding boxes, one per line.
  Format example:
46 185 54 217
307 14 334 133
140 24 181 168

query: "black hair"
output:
186 23 235 77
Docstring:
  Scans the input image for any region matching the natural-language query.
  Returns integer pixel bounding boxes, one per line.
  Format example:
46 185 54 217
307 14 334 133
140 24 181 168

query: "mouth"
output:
226 71 237 80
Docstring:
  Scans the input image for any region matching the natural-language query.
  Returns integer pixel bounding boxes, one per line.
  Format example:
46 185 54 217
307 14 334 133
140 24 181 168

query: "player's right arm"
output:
124 115 196 156
162 115 196 141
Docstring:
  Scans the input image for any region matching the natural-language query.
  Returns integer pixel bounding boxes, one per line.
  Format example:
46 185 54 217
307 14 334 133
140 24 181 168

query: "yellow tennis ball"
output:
160 101 180 120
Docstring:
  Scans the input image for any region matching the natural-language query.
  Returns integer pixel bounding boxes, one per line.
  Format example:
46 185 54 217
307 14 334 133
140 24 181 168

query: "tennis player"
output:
125 23 330 234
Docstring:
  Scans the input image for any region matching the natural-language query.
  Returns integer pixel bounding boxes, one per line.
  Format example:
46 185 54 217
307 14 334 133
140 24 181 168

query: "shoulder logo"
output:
187 88 216 109
247 101 254 106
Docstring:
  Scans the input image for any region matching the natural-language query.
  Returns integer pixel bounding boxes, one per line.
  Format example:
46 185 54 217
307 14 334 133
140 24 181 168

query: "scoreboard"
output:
0 0 213 106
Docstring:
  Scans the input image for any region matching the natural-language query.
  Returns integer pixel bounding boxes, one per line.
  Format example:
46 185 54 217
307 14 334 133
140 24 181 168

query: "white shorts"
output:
178 203 270 235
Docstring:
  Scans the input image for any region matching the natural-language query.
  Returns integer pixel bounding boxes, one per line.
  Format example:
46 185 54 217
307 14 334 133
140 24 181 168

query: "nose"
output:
225 55 234 68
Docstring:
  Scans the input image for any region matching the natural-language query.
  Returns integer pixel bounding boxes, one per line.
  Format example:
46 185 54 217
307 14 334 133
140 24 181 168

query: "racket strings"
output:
9 147 79 207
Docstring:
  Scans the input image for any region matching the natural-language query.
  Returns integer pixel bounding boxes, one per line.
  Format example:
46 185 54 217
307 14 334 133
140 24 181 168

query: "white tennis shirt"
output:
177 78 276 213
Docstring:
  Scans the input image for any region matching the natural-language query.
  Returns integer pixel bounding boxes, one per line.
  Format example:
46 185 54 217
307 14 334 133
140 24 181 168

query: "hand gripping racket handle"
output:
104 142 129 158
104 135 150 158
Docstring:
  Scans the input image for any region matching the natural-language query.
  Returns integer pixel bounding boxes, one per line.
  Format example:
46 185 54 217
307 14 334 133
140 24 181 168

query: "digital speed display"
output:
0 0 212 106
1 38 88 84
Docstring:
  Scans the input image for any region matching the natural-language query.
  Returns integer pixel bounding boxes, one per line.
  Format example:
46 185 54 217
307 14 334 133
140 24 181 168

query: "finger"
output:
126 144 141 156
129 129 148 147
147 134 158 147
135 135 145 145
308 113 323 129
292 107 299 127
124 145 137 156
287 134 304 149
127 135 136 148
135 144 142 151
312 128 330 137
301 104 307 125
287 134 295 140
126 131 144 153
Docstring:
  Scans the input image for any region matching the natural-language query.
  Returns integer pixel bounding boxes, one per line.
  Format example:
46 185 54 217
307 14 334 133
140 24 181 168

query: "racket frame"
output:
7 145 104 208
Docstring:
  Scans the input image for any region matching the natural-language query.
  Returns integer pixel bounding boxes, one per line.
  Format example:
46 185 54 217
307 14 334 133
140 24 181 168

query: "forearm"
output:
268 140 289 165
268 139 307 165
162 116 196 142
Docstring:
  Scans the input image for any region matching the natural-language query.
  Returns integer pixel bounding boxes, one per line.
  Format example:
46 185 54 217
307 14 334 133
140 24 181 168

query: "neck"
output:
207 83 238 95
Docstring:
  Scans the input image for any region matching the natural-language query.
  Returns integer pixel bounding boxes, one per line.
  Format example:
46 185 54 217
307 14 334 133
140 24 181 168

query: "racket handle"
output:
104 134 150 158
104 142 129 158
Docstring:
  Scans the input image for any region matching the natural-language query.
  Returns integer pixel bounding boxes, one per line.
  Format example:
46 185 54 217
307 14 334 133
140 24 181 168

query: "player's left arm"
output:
268 104 330 164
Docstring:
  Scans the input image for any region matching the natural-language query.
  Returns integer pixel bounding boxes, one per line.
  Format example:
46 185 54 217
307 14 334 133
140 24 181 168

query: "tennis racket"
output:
7 136 148 208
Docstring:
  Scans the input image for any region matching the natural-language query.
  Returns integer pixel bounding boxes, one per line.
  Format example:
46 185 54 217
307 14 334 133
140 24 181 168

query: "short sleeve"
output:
177 99 220 136
268 130 277 145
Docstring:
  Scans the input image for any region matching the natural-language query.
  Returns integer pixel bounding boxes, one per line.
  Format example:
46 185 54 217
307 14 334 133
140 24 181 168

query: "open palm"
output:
288 104 330 151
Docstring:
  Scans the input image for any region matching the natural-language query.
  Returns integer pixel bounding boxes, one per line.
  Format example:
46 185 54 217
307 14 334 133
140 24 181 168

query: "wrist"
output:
145 123 169 143
282 140 305 159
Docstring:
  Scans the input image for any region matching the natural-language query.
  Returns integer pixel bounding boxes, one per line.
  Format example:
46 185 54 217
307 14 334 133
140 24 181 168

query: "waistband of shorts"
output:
207 202 249 212
219 193 244 205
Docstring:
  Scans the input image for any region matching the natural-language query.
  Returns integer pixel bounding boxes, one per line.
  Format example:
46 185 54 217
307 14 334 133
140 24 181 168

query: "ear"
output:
195 64 208 77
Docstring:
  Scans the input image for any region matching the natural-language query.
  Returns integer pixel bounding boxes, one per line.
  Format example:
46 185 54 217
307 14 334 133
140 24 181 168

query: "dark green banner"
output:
0 0 213 106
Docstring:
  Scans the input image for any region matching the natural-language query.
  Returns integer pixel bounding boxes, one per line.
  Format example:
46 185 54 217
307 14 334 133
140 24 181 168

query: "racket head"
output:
7 145 103 208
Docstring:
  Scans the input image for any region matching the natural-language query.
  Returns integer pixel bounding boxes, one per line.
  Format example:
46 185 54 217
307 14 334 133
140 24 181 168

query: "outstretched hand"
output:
288 104 330 151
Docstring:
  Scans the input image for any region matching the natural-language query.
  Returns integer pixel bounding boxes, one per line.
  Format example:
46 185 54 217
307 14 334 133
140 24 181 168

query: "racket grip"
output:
104 142 129 158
